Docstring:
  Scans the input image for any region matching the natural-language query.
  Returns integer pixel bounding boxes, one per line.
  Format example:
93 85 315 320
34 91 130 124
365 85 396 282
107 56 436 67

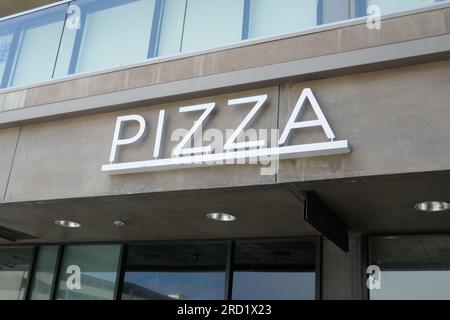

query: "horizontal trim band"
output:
101 140 350 174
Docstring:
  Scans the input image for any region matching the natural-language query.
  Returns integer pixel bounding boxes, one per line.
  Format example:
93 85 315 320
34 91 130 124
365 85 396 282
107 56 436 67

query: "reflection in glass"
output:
0 4 67 88
156 0 186 57
0 34 13 83
369 235 450 300
370 271 450 300
55 245 121 300
248 0 319 39
124 271 225 300
232 240 317 300
122 243 226 300
367 0 437 15
28 246 58 300
56 0 156 75
0 247 33 300
233 272 315 300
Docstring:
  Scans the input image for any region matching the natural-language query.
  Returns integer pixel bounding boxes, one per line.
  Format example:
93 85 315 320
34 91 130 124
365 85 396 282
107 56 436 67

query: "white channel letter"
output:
172 103 215 156
223 94 268 150
153 110 165 159
278 88 335 146
109 115 146 163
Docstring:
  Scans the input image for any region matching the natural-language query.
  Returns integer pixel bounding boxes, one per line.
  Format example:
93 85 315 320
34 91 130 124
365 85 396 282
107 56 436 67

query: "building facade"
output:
1 0 450 300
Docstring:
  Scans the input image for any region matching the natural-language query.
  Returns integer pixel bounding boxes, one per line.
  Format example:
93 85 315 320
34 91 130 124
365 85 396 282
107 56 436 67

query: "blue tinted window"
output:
0 4 67 88
122 243 227 300
232 240 317 300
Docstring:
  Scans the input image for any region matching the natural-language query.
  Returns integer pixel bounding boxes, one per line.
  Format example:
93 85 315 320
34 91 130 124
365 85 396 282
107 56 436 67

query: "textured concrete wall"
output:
277 59 450 182
321 234 363 300
0 60 449 203
0 128 20 201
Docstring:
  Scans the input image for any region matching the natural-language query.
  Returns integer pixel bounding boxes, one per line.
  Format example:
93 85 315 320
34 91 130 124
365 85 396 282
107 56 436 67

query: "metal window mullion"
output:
355 0 368 17
224 241 235 300
178 0 189 52
147 0 165 58
23 246 38 300
242 0 251 40
362 235 370 300
315 236 323 300
0 29 21 88
50 245 65 300
51 2 71 79
67 9 87 75
317 0 324 25
113 243 127 300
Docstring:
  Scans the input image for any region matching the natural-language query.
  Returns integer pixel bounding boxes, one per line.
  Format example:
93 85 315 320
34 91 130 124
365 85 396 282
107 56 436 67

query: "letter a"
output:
278 88 335 145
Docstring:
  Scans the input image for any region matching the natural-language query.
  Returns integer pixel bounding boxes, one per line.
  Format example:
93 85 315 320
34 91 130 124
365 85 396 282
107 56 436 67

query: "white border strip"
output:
101 140 350 174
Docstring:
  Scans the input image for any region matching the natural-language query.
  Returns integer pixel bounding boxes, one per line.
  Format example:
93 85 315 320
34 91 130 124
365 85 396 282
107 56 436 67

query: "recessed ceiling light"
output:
206 212 237 222
54 220 82 228
415 201 450 213
113 220 126 227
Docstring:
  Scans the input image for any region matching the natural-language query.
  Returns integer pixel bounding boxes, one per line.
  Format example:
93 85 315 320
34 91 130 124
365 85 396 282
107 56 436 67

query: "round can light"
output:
206 212 237 222
113 220 127 227
415 201 450 213
54 220 82 228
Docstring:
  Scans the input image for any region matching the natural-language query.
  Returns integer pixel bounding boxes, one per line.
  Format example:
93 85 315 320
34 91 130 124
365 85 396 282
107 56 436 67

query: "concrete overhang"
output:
1 171 450 244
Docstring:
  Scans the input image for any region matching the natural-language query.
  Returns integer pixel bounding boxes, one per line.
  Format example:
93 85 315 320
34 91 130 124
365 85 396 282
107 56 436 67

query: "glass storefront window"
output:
0 246 33 300
122 243 227 300
248 0 319 39
28 246 58 300
232 240 317 300
369 235 450 300
0 4 67 88
55 245 121 300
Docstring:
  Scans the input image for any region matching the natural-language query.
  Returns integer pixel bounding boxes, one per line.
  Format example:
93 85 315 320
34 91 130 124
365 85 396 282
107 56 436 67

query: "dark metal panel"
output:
304 191 349 252
315 236 323 300
361 234 369 300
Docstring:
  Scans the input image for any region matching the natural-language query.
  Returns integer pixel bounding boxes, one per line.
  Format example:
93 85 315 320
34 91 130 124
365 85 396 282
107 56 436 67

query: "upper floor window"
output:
0 0 447 90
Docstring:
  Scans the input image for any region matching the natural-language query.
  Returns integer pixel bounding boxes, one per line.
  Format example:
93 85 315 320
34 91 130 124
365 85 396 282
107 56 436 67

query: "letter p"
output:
109 115 146 163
